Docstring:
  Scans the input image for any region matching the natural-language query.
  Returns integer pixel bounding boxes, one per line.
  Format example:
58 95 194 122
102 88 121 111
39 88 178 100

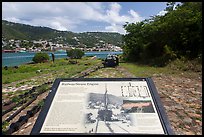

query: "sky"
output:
2 2 168 34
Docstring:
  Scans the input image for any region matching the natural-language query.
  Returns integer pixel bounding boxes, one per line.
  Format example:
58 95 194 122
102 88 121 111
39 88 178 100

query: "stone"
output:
183 117 192 124
195 120 202 126
25 122 32 128
188 113 201 119
184 125 191 129
185 131 195 135
168 112 180 123
8 86 13 89
174 105 184 110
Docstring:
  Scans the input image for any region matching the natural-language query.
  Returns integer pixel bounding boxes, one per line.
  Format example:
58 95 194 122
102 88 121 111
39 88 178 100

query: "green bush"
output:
32 52 50 63
66 49 84 59
167 58 202 72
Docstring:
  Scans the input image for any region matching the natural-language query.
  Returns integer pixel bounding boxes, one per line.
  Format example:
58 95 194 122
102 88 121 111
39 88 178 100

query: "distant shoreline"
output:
2 51 123 67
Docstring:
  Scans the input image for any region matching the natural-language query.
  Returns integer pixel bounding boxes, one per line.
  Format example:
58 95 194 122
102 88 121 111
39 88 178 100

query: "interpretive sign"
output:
31 78 174 135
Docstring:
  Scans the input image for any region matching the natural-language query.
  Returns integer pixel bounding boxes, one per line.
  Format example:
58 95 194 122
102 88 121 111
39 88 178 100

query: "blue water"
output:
2 51 123 67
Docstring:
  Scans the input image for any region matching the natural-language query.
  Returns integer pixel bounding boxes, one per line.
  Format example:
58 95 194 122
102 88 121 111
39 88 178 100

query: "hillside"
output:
2 20 123 47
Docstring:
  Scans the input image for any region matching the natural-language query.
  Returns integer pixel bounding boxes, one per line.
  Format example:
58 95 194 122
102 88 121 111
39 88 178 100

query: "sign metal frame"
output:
31 78 174 135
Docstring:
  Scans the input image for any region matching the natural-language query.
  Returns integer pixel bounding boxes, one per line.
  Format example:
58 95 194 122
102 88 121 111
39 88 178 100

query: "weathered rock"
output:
183 117 193 124
188 113 201 119
168 112 181 123
185 131 195 135
195 120 202 126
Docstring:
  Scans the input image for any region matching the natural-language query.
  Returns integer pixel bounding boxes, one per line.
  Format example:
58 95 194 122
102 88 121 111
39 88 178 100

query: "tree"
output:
66 49 84 59
123 2 202 66
32 52 50 63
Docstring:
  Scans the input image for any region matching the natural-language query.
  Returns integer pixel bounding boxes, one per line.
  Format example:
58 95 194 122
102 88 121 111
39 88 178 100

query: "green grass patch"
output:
38 100 45 107
35 84 50 94
166 58 202 72
2 57 101 84
120 59 201 78
11 96 21 103
2 121 10 132
120 62 180 77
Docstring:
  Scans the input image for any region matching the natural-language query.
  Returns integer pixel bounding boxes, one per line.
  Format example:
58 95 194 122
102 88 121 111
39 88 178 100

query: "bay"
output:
2 51 123 67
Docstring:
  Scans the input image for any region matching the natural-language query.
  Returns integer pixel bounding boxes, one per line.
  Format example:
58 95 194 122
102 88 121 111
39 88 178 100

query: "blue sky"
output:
2 2 168 34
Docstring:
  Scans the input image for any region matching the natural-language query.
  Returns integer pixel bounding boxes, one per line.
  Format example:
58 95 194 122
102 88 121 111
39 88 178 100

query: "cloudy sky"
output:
2 2 168 34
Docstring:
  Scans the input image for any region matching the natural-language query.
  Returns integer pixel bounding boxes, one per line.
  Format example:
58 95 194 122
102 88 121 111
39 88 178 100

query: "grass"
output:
38 100 45 107
34 84 50 94
2 121 10 132
166 58 202 72
2 57 101 84
120 60 201 78
2 57 101 108
120 62 176 77
3 57 201 85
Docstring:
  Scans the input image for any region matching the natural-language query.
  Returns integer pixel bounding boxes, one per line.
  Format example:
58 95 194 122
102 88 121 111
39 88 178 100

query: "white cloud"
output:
105 23 126 34
102 3 143 34
50 22 67 31
129 10 143 22
4 17 21 23
2 2 143 34
157 10 168 16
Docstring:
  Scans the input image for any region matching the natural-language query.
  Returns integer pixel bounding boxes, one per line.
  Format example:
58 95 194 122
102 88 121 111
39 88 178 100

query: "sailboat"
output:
97 84 113 121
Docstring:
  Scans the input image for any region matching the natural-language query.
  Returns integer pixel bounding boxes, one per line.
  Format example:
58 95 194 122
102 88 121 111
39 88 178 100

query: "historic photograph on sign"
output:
40 81 165 134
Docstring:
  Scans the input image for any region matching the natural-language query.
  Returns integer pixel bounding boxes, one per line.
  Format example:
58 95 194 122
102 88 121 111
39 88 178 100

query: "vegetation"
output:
120 63 173 77
120 60 201 78
123 2 202 66
2 121 9 133
2 57 101 84
66 49 85 59
37 100 45 107
32 52 50 63
2 20 123 48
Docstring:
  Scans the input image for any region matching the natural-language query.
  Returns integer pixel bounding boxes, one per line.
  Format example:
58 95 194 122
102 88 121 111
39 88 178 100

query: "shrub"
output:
32 52 50 63
66 49 84 59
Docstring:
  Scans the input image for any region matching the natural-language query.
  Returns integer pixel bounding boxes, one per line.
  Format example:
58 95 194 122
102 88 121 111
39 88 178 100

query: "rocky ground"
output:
152 74 202 135
3 65 202 135
88 66 202 135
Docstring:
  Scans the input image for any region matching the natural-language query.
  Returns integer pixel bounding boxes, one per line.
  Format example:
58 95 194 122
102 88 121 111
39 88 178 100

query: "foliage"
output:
2 57 101 84
2 121 10 132
38 100 45 107
12 96 20 103
32 52 50 63
166 58 202 72
36 84 49 93
66 49 85 59
2 20 123 48
120 62 201 79
123 2 202 66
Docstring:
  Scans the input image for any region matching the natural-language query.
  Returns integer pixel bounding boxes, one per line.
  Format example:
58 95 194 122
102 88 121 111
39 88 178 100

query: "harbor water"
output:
2 51 123 67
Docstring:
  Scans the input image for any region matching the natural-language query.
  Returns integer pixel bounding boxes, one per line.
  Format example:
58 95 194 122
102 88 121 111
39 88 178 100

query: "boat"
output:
98 84 113 121
2 50 16 53
56 49 66 52
18 50 27 53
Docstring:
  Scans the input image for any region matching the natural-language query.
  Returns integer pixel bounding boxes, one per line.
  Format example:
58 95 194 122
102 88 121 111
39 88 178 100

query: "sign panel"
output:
31 78 174 135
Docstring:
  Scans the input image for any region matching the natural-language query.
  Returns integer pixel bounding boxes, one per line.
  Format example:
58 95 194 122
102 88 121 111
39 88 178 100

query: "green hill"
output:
2 20 123 47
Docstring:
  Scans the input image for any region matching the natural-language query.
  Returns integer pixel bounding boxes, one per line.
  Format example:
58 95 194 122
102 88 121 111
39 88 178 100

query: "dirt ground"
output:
3 65 202 135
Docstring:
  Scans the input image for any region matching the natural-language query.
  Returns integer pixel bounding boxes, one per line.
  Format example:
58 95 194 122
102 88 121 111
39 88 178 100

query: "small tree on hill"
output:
32 52 50 63
66 49 84 59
